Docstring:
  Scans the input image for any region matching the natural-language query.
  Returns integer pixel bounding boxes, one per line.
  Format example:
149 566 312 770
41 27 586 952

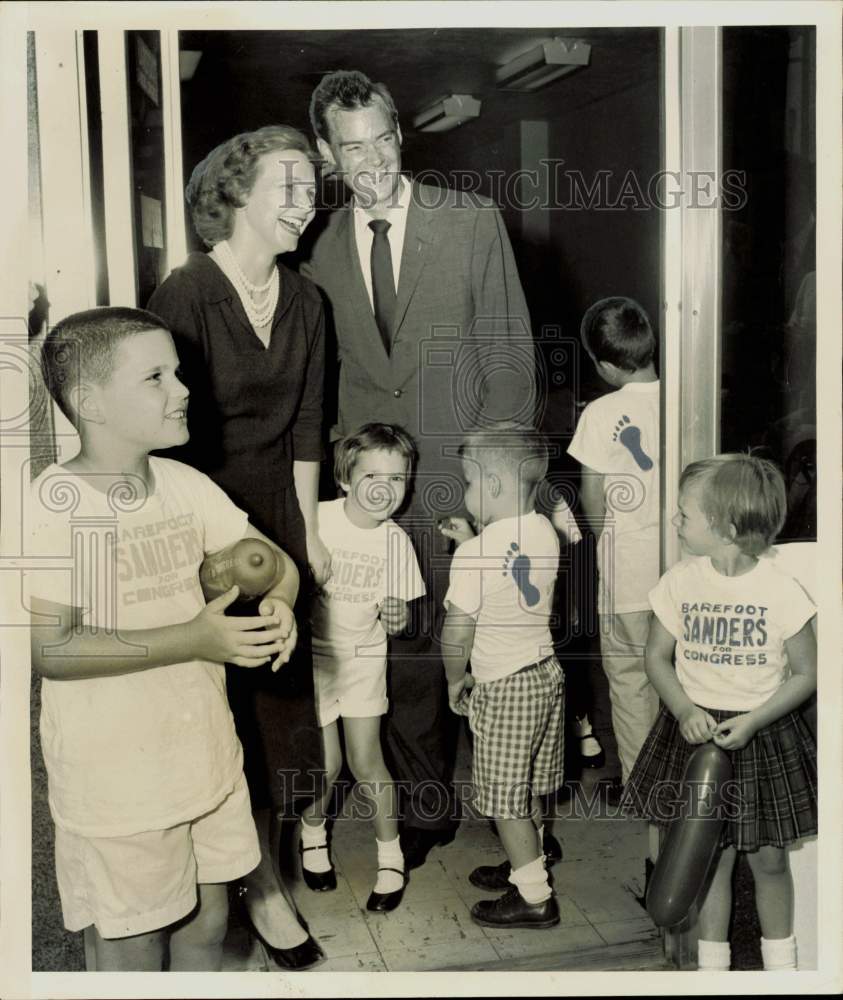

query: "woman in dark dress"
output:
147 126 330 969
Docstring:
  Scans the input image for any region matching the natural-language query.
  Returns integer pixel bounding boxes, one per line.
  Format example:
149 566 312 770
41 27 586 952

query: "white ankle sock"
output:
509 856 552 904
697 938 731 971
375 836 404 894
575 715 602 757
300 819 331 873
761 934 797 971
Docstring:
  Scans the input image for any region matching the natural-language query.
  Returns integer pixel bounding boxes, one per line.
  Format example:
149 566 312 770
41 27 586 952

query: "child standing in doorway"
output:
568 296 661 800
624 454 817 971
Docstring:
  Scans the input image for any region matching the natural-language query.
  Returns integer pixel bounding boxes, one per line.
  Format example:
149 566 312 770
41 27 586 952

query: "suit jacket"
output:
304 180 535 521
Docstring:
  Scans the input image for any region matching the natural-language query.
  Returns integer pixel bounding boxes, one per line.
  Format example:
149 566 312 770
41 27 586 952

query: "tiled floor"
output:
222 721 668 973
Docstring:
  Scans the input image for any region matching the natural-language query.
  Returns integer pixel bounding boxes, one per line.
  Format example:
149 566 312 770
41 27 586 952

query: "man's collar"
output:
352 174 410 220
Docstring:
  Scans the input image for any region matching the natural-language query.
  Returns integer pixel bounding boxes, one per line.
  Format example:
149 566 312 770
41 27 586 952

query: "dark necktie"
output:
369 219 396 354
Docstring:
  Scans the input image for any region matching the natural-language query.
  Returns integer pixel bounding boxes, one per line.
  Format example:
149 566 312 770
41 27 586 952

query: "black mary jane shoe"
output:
365 867 407 913
299 841 337 892
236 886 325 970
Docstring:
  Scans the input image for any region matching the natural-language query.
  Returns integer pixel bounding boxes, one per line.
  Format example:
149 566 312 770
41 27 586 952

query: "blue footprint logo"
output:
613 415 653 471
502 543 540 607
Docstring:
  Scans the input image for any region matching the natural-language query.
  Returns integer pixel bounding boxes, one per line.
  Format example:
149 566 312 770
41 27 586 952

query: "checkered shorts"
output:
468 656 565 819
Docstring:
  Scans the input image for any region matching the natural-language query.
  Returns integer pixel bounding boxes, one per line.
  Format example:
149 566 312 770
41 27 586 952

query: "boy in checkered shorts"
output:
439 424 564 928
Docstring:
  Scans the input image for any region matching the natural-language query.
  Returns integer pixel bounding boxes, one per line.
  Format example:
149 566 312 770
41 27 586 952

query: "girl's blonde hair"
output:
679 453 787 556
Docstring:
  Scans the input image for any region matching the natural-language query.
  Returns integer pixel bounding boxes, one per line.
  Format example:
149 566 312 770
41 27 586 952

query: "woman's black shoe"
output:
299 841 337 892
365 868 407 912
237 886 325 970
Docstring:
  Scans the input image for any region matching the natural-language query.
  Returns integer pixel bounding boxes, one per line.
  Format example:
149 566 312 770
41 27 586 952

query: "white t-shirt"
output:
311 498 425 670
568 380 660 613
25 458 248 837
649 554 816 712
444 512 559 683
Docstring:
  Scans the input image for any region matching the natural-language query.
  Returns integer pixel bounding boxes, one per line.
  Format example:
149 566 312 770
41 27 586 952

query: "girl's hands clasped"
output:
712 713 757 751
191 586 297 670
677 703 717 744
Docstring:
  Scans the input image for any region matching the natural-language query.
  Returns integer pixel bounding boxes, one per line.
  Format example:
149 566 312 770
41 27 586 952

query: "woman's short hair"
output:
679 453 787 556
187 125 315 247
334 423 418 487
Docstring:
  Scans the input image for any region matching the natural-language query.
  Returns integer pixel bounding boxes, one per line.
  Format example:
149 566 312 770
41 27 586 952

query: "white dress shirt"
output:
353 175 411 309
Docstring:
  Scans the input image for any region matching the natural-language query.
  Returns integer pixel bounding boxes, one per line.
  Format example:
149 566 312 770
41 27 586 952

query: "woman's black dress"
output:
148 252 325 813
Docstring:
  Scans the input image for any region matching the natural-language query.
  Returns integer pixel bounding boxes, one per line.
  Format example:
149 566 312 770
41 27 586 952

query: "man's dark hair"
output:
309 70 399 143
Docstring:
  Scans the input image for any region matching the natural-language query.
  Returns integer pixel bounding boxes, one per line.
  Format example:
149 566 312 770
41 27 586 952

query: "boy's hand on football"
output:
257 596 298 670
677 704 717 744
438 516 476 545
191 586 296 669
712 714 756 751
447 673 475 715
379 596 408 635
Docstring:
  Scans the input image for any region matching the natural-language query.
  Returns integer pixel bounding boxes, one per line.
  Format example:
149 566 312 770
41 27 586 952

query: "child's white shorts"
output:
54 772 259 939
313 653 388 727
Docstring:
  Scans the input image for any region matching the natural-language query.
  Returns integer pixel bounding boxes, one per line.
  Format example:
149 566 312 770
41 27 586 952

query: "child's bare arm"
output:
713 618 817 750
441 603 476 713
578 465 606 537
30 587 294 681
646 616 715 743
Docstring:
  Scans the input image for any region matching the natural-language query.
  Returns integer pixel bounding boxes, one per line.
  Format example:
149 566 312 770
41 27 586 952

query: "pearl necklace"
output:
214 240 279 330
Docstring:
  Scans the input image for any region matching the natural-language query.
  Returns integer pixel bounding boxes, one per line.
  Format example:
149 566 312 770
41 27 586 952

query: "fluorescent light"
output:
496 38 590 92
179 50 203 82
413 94 481 133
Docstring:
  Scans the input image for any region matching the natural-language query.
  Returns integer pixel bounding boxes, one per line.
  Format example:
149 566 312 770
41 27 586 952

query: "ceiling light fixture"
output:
496 38 590 91
412 94 481 133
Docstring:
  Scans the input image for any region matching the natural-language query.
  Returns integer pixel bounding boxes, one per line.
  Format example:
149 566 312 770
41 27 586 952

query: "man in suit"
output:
304 69 536 869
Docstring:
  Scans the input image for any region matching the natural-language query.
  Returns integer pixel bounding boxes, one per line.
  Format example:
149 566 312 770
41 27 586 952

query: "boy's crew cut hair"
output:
40 307 169 424
459 422 550 489
580 296 655 372
680 453 787 557
334 422 418 486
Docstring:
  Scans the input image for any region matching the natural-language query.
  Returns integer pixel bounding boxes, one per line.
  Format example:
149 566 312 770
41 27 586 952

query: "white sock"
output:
575 715 603 757
509 856 552 904
761 934 797 971
374 836 405 894
697 938 731 971
300 818 332 873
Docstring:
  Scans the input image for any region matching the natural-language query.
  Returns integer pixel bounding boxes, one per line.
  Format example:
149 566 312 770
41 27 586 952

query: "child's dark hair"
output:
40 307 168 425
679 454 787 557
459 422 549 491
334 423 418 486
580 296 655 372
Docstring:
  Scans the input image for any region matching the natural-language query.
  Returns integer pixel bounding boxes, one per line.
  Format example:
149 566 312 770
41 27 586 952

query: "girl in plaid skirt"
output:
623 455 817 971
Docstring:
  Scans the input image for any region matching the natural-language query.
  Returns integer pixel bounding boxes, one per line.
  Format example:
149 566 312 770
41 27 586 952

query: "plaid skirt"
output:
621 705 817 852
